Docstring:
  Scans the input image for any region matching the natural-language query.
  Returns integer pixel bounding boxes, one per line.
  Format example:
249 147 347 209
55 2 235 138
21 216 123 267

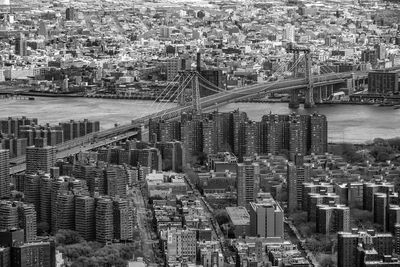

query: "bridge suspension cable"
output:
150 74 180 109
158 72 196 114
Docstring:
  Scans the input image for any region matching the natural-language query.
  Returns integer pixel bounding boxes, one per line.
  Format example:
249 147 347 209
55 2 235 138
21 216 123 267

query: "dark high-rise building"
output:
374 193 388 232
316 204 350 234
105 165 127 198
60 121 73 141
75 195 95 241
237 160 260 207
17 203 37 243
11 241 54 267
337 230 393 267
65 7 76 21
96 197 113 243
137 148 162 172
310 113 328 154
368 71 399 95
288 114 308 161
39 175 52 228
159 120 181 142
54 191 75 233
361 49 377 66
26 138 56 174
156 141 183 172
202 119 218 155
15 33 27 56
73 164 105 196
1 138 28 158
0 149 10 199
244 121 259 157
113 198 134 241
287 162 298 212
181 117 203 162
337 231 359 267
24 174 41 214
148 118 161 143
232 110 247 160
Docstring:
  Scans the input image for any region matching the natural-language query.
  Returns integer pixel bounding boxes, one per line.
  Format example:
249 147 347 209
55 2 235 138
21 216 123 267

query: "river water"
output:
0 97 398 143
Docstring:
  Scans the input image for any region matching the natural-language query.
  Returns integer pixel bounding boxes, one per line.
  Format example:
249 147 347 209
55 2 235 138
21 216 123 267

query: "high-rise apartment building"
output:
26 138 56 174
39 175 52 227
338 230 393 267
15 33 27 56
105 165 127 198
75 195 95 241
159 120 181 142
24 174 41 213
17 203 37 243
0 201 18 230
374 193 388 232
12 242 54 267
287 159 312 212
237 161 260 207
316 204 350 234
113 198 134 241
65 7 76 21
96 198 114 243
368 71 399 95
156 141 183 172
137 148 162 172
54 191 75 232
181 117 203 162
310 113 328 154
337 231 360 267
0 149 10 199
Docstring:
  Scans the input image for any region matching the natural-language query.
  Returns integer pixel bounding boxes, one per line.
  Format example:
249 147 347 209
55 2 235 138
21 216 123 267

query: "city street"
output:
129 187 156 264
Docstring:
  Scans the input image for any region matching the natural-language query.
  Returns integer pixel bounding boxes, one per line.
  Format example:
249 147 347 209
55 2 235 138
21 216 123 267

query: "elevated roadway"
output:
10 131 138 174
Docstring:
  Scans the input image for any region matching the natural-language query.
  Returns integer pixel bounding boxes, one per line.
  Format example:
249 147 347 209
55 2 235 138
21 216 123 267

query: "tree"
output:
55 230 84 246
318 253 337 267
214 209 230 226
289 211 308 226
297 222 315 237
351 208 373 229
37 222 50 236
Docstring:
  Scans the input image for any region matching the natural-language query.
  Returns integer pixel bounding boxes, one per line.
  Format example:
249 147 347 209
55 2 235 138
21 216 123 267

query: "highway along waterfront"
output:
1 96 400 144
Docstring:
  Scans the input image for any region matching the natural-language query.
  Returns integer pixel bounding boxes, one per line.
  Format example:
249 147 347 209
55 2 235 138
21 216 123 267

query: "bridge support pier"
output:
314 86 322 104
289 89 300 109
304 87 315 108
321 85 328 100
329 84 334 97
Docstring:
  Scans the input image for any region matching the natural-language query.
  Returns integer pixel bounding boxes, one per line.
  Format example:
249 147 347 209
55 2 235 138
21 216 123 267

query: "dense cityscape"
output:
0 0 400 266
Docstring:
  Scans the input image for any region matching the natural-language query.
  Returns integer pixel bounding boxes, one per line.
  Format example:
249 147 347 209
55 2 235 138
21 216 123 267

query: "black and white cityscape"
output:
0 0 400 266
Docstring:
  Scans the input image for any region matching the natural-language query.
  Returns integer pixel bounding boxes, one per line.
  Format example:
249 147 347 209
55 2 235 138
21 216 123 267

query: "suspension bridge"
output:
9 50 368 174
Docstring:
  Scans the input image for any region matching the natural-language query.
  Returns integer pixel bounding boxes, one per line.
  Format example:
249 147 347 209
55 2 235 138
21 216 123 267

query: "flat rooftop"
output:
226 206 250 226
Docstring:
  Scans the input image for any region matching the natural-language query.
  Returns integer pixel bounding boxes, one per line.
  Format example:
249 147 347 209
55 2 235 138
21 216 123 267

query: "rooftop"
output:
226 206 250 226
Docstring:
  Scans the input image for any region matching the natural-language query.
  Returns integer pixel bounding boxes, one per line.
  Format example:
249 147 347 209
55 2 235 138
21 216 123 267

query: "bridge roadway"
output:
9 131 138 174
8 71 365 174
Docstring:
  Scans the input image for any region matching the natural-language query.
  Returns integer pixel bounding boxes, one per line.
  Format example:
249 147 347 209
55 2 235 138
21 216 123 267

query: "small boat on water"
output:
28 97 35 100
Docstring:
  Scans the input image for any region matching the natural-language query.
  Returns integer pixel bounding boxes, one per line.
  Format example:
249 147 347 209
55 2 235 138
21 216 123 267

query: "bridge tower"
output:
178 70 202 114
304 51 314 108
287 44 313 108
